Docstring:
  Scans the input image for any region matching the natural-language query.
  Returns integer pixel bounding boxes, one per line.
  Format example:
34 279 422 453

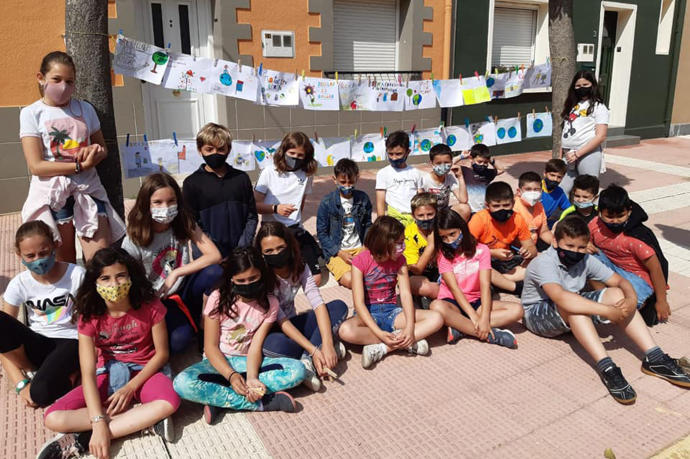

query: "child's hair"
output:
212 247 274 319
470 144 491 159
74 248 155 321
598 184 632 213
572 174 600 196
545 158 567 175
518 171 542 188
274 131 318 175
364 216 405 260
127 173 196 247
554 215 590 241
435 208 477 260
333 158 359 181
485 181 514 203
15 220 54 252
429 143 452 161
560 70 604 121
254 221 305 282
38 51 77 95
196 122 232 151
410 192 438 213
385 130 410 152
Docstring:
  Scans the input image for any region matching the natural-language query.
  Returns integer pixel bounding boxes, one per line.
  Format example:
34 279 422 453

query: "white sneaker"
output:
407 339 430 356
336 341 347 360
300 357 322 392
362 343 387 369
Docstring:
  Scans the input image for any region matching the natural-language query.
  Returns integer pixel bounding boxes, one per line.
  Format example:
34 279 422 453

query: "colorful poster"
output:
460 76 491 105
372 81 405 111
404 80 437 110
147 139 180 174
259 69 299 106
351 134 385 162
121 141 156 179
251 140 281 169
526 112 553 138
299 77 339 110
113 35 170 85
208 60 259 103
487 71 524 99
228 141 256 171
161 53 213 92
443 125 473 151
177 140 205 175
313 137 351 167
433 79 464 107
337 80 376 111
413 128 444 155
470 121 497 147
523 63 552 90
495 117 522 145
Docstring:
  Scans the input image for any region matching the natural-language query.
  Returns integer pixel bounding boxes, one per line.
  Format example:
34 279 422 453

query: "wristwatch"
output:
273 204 278 214
15 379 29 394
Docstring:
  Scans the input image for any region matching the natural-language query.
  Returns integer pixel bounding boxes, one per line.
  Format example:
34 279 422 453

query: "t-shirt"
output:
513 198 548 243
541 182 571 223
375 165 423 214
437 243 492 303
461 166 497 212
421 171 459 208
274 269 324 321
561 100 610 151
204 290 279 356
3 263 84 339
20 99 101 163
255 163 313 227
521 246 614 305
468 209 532 252
78 299 167 368
340 196 361 250
121 229 190 295
352 249 405 305
589 217 655 287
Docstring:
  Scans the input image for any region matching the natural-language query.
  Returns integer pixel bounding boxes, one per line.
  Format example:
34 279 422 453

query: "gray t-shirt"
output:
521 246 614 305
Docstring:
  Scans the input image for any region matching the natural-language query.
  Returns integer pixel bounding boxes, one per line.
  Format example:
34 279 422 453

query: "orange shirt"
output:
468 209 532 250
513 198 547 243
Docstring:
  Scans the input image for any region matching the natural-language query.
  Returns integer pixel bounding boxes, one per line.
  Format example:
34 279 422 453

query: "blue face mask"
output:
415 218 435 231
574 200 595 209
337 184 354 196
388 156 407 169
443 233 463 251
22 252 56 275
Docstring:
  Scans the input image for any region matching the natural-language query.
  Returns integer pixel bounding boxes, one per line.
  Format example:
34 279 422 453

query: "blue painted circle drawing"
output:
363 141 374 153
496 127 506 139
508 126 518 138
219 66 232 86
486 77 495 88
446 134 457 147
367 155 377 162
533 118 544 133
420 139 432 152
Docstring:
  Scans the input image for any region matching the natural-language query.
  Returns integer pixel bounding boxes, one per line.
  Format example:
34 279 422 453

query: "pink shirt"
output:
352 249 405 305
204 290 279 356
78 299 166 368
437 243 492 303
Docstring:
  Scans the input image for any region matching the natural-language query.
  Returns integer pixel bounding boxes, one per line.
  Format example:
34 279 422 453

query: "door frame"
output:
595 1 637 127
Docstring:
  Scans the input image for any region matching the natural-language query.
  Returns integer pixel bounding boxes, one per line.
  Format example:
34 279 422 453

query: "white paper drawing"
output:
495 117 523 145
337 80 376 111
121 141 157 179
177 140 205 175
522 63 552 90
161 53 213 92
351 134 385 162
259 69 299 106
526 112 553 138
486 73 507 99
443 125 473 151
313 137 351 167
470 121 497 147
229 141 256 171
251 140 281 169
299 77 340 110
486 71 524 99
208 60 259 103
147 139 180 174
113 35 170 85
460 76 491 105
372 81 405 111
404 80 437 110
432 79 464 107
413 128 444 155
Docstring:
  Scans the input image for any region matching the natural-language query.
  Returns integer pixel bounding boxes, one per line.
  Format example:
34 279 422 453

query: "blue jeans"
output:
368 303 403 333
51 195 107 224
592 251 653 308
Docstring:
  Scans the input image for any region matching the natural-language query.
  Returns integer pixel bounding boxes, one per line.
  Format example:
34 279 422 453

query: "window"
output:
262 31 295 58
491 7 537 68
656 0 676 55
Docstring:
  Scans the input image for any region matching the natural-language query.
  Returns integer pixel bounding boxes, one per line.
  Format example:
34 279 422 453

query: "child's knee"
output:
338 320 355 341
429 310 445 328
602 287 625 305
429 300 449 316
44 411 66 432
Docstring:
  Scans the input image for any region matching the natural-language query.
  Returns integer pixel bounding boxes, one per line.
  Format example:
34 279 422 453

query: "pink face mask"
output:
43 81 74 106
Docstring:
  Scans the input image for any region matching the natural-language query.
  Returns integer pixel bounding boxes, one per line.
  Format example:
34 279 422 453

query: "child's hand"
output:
477 314 492 341
229 372 248 397
518 246 532 259
397 326 415 349
656 298 671 322
338 250 354 265
245 379 266 403
159 270 181 297
276 204 297 217
378 331 402 349
564 150 578 164
320 344 338 370
18 383 37 408
586 242 599 254
106 382 136 416
611 297 635 321
89 421 111 459
492 248 514 261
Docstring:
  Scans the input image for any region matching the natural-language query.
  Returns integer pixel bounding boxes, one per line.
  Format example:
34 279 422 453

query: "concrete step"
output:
605 134 640 148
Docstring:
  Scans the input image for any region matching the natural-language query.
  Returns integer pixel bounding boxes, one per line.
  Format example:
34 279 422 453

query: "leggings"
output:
173 356 305 411
560 149 602 196
262 300 349 359
0 311 79 407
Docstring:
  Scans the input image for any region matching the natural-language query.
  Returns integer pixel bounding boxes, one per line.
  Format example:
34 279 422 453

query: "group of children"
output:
1 51 689 459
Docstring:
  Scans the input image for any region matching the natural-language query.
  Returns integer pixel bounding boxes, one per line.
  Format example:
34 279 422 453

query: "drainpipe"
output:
664 0 686 136
442 0 457 127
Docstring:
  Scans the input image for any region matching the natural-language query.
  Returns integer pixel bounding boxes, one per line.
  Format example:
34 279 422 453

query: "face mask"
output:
264 248 291 269
285 156 305 171
388 156 407 169
203 153 227 170
490 209 514 223
151 205 178 224
22 251 56 275
43 81 74 106
472 163 497 180
233 279 264 300
415 218 435 231
557 247 586 267
394 243 405 255
432 164 452 176
574 86 592 99
337 184 354 196
603 220 627 234
543 178 560 192
443 233 463 251
521 190 542 207
96 279 132 303
574 200 595 209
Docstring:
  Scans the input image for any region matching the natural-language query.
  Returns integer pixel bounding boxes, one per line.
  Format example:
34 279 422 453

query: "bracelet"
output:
273 204 278 214
90 414 108 424
15 378 29 394
227 370 237 381
310 347 320 357
74 161 82 173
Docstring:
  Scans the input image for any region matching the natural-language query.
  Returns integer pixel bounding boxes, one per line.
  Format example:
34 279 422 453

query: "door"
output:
598 11 617 106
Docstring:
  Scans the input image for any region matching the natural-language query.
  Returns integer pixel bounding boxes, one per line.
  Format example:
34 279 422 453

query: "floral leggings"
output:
173 356 305 411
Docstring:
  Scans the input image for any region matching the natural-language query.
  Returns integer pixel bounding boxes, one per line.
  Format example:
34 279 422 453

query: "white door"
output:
141 0 216 139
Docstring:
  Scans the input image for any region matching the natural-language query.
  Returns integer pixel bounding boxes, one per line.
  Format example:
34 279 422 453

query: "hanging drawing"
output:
404 80 437 110
372 81 405 111
299 77 340 110
460 76 491 105
313 137 351 167
351 134 385 162
486 72 508 99
147 139 180 174
208 60 259 103
121 141 157 178
259 69 299 106
337 80 376 111
433 79 464 107
495 117 522 145
526 112 553 138
252 140 281 169
229 141 256 171
413 128 444 155
469 121 497 147
443 125 473 151
161 53 213 93
113 35 170 85
522 63 552 90
177 140 205 174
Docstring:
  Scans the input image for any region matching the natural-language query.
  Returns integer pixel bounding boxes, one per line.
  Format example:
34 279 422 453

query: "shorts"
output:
288 225 323 276
368 303 403 333
522 289 607 338
51 195 107 224
439 297 481 317
491 255 524 274
592 251 653 308
326 247 364 281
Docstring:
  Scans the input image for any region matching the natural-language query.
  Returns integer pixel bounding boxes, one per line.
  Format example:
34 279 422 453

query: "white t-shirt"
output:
421 171 459 208
255 163 313 227
561 100 609 150
375 165 423 214
3 263 84 339
340 196 362 250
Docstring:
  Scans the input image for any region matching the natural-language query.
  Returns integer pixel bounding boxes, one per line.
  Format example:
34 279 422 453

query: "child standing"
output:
421 144 470 220
1 221 83 408
338 216 444 369
541 159 571 228
255 132 323 285
404 193 440 299
375 130 424 226
41 248 179 458
317 159 372 289
20 51 126 263
559 174 599 224
173 247 304 424
430 209 521 347
513 171 553 249
182 123 258 257
256 222 348 392
458 144 504 214
122 173 223 353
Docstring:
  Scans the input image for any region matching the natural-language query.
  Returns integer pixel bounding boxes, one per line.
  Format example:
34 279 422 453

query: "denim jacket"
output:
316 189 372 260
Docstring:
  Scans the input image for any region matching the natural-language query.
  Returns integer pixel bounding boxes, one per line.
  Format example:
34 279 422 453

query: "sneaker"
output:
642 353 690 388
420 296 432 310
335 341 347 360
487 328 517 349
37 432 90 459
407 339 430 356
203 405 221 425
447 327 464 344
153 416 174 442
262 391 296 413
600 364 637 404
362 343 387 369
300 357 322 392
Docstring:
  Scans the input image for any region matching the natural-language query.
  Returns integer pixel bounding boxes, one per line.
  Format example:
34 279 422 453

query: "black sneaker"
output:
262 391 296 413
599 365 637 404
153 416 174 441
37 431 91 459
203 405 221 425
642 353 690 388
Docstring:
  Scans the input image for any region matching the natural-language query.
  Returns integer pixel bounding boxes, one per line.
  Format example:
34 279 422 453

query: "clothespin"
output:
520 64 525 71
532 108 536 116
167 42 172 49
439 121 445 129
474 71 479 78
545 106 550 113
125 133 130 147
383 127 388 137
515 65 519 73
258 63 263 76
295 69 298 79
458 73 463 84
117 29 123 39
238 58 242 72
430 73 434 81
517 111 521 120
464 118 470 129
380 126 384 138
323 367 339 381
486 115 493 124
252 133 256 143
173 132 178 146
314 131 319 142
494 67 498 75
410 123 416 134
397 74 402 85
494 116 499 124
335 71 338 82
354 129 358 138
143 134 148 144
301 69 305 79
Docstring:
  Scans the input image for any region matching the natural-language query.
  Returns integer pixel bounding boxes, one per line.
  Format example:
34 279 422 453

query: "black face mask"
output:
264 248 291 269
285 156 305 171
233 279 265 300
574 86 592 99
490 209 513 223
603 220 627 234
203 153 228 170
557 247 586 267
415 218 435 231
543 178 560 192
472 163 496 180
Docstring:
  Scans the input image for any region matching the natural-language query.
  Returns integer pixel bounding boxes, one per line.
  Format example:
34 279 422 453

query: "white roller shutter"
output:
492 7 537 68
333 0 397 71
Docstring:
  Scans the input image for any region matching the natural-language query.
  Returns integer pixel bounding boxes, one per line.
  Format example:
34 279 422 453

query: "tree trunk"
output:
65 0 124 219
549 0 577 158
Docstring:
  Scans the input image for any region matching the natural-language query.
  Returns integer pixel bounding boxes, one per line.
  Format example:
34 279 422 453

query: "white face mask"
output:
521 190 542 207
151 205 178 224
